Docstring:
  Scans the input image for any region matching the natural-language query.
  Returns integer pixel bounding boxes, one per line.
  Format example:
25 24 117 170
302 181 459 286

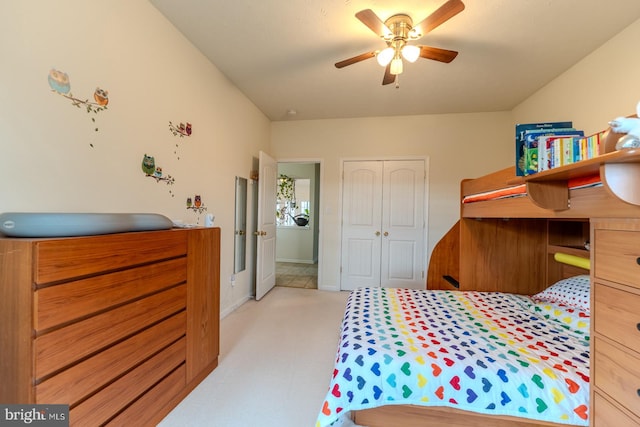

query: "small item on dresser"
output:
205 213 215 227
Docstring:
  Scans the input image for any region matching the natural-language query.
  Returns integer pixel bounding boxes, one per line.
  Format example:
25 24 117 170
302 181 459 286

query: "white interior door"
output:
340 161 383 290
255 151 277 300
381 160 425 288
341 160 425 291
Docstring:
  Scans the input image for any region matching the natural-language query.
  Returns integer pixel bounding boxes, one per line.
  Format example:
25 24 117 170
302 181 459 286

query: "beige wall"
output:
0 1 270 316
513 19 640 133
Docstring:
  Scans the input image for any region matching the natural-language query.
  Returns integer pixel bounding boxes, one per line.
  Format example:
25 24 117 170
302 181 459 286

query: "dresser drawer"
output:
107 364 187 426
36 311 186 406
34 230 188 284
70 337 186 426
594 283 640 354
35 257 187 332
593 392 640 427
35 284 186 379
594 229 640 288
594 337 640 418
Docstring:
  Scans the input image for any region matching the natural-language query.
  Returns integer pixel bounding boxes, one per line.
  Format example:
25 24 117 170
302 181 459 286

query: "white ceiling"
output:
149 0 640 122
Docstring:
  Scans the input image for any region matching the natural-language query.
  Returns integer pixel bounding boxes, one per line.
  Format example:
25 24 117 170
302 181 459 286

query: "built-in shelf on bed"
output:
462 143 640 219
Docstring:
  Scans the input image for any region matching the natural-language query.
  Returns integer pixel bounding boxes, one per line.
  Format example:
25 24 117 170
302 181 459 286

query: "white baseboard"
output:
220 295 252 319
276 258 315 264
318 283 341 292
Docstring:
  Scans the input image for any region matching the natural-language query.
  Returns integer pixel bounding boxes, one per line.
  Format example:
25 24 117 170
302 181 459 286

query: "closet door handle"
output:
383 232 389 237
375 231 381 236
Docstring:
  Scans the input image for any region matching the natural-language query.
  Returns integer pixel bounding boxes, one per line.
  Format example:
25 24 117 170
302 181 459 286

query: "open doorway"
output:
275 161 321 289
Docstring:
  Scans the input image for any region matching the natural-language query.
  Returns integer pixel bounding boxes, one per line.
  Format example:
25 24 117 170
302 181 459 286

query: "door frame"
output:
275 157 324 290
339 156 430 291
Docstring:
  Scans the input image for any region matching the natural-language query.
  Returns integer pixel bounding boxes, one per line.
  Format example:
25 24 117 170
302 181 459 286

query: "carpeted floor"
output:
157 286 350 427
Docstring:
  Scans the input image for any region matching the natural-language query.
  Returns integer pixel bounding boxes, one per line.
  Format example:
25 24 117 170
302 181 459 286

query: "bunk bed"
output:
318 128 640 427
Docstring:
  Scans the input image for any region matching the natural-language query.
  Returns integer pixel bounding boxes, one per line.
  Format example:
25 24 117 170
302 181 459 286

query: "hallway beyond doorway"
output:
276 262 317 289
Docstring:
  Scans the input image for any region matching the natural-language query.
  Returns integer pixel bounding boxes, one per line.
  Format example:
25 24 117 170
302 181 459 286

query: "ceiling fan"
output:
335 0 465 85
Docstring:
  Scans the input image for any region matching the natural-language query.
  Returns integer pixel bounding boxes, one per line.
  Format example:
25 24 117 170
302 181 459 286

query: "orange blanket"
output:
462 174 601 204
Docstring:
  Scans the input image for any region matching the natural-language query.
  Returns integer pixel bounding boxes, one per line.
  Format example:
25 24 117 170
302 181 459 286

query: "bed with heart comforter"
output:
316 287 590 427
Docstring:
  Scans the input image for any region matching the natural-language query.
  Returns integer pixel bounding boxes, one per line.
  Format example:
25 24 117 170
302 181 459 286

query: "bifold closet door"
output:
341 161 384 289
341 160 425 291
381 160 425 288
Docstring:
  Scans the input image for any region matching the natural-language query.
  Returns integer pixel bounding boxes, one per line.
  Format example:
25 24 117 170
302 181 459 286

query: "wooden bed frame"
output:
351 128 640 427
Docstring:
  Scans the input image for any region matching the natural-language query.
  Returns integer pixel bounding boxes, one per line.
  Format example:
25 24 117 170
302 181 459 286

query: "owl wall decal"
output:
93 87 109 106
168 121 192 137
153 166 163 178
186 194 206 212
141 154 155 176
48 68 70 94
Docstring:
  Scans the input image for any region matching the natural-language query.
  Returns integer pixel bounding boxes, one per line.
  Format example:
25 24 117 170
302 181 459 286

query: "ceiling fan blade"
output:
412 0 465 37
382 64 395 85
335 51 376 68
419 46 459 63
355 9 392 38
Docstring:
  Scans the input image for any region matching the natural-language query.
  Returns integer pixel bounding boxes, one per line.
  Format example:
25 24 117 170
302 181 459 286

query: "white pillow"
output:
531 275 591 313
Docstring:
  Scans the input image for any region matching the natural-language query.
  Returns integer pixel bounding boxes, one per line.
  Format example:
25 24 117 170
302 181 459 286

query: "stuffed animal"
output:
608 100 640 149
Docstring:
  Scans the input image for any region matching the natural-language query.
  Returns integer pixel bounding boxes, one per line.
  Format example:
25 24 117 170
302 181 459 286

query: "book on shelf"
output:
538 130 606 171
579 130 606 161
523 128 580 175
538 135 559 172
536 131 585 172
515 121 572 176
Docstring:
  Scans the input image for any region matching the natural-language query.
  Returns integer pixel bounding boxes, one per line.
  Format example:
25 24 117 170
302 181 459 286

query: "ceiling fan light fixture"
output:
376 47 394 66
337 1 465 85
390 57 403 75
401 45 420 63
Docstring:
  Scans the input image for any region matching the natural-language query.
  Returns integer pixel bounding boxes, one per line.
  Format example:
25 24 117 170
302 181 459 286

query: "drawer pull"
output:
637 257 640 266
637 389 640 397
637 323 640 332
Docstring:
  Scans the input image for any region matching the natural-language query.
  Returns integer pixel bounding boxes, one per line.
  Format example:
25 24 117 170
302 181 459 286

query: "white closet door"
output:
381 160 425 288
340 161 383 290
340 159 425 291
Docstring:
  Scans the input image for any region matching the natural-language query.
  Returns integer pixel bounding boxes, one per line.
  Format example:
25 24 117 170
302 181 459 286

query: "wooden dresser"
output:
591 218 640 426
0 227 220 426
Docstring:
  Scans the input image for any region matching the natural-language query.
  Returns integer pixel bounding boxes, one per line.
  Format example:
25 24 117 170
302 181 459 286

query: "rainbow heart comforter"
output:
316 288 590 427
